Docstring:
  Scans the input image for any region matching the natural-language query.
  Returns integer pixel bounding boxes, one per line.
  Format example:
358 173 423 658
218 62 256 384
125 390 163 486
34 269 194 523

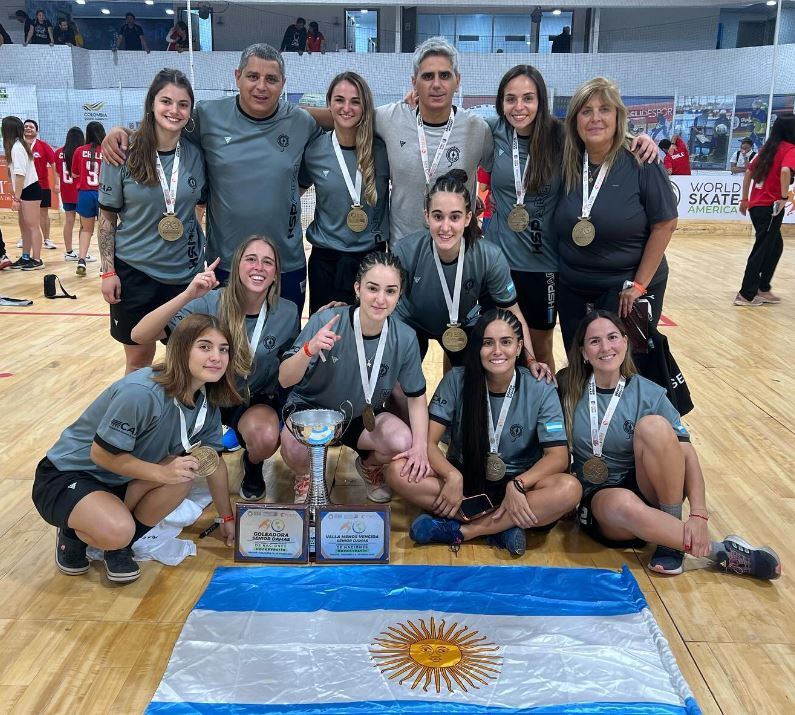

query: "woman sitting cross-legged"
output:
389 308 581 556
559 309 781 579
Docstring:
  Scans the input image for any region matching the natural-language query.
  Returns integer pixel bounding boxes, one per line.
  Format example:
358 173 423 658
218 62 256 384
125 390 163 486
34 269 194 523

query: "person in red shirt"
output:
24 118 59 249
659 136 691 176
735 115 795 306
71 121 106 275
56 126 93 262
477 167 492 234
306 21 325 54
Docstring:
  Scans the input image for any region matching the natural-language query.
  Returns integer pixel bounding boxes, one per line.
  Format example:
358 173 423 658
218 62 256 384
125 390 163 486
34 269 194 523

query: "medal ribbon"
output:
156 143 181 215
331 132 363 206
247 300 268 363
174 387 208 453
353 307 389 408
587 374 626 458
580 151 609 220
511 129 531 206
486 371 517 455
416 108 456 185
432 239 465 326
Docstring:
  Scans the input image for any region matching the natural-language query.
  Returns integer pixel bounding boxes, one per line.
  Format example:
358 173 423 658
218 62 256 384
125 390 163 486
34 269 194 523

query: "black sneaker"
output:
103 547 140 583
239 450 266 501
55 528 90 575
648 545 685 575
487 526 527 556
22 257 44 271
716 535 781 580
76 259 87 276
9 257 29 270
409 514 464 552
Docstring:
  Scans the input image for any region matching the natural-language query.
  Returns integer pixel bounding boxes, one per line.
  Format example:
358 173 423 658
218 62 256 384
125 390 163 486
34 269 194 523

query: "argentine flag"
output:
148 565 700 714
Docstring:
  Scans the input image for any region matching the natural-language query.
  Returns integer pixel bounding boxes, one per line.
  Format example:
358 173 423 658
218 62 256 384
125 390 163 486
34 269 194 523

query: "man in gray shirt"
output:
103 44 323 309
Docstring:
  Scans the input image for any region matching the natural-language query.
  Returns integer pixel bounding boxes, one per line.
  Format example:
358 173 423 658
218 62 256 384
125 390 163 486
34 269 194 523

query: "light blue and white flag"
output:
147 565 700 714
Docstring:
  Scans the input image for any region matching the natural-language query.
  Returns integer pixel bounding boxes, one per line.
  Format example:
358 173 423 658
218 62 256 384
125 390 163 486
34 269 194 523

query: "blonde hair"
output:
562 77 635 193
219 236 282 385
326 72 378 207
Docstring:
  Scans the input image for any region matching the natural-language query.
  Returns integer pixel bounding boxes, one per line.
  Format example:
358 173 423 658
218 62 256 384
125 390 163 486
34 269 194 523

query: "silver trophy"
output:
285 408 348 521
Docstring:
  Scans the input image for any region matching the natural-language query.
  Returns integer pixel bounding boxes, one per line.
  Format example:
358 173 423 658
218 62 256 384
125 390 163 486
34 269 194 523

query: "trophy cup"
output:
285 408 348 522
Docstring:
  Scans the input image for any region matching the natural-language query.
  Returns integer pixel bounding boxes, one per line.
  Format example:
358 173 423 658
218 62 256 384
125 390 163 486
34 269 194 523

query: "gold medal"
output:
347 205 368 233
362 404 376 432
572 218 595 247
485 452 507 482
190 444 220 478
158 213 184 242
582 456 609 485
441 325 467 353
507 205 529 232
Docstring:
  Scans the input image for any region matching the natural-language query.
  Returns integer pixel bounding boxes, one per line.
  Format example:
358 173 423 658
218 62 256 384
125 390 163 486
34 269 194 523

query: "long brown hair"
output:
750 115 795 185
559 310 636 442
152 313 242 407
2 116 32 164
63 126 85 179
127 69 195 185
495 65 562 194
326 71 378 206
219 236 283 382
562 77 635 193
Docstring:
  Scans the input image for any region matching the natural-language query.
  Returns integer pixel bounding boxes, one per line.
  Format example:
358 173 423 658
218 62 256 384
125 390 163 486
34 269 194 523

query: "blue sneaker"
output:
488 526 526 556
648 545 684 575
410 514 463 551
222 426 241 452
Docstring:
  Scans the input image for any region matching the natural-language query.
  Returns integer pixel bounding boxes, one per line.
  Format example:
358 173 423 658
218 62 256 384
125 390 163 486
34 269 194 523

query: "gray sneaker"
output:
103 547 140 583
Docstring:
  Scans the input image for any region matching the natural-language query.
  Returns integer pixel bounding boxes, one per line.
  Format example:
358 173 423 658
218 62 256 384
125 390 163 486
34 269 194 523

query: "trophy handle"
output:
282 402 296 426
338 400 354 438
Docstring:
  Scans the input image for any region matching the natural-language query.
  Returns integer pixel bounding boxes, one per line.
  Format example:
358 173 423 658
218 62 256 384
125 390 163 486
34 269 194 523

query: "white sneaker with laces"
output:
43 239 57 249
64 250 79 261
84 254 97 262
355 456 392 503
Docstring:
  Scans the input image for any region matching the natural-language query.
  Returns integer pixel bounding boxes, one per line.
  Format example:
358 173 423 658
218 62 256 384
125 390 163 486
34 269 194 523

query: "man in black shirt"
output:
117 13 149 52
0 22 12 45
280 17 307 54
54 18 76 46
550 26 571 53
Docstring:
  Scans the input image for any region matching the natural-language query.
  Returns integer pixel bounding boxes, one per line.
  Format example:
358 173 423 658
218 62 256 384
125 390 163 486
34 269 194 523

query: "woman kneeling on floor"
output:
390 308 581 556
32 314 242 584
559 309 781 579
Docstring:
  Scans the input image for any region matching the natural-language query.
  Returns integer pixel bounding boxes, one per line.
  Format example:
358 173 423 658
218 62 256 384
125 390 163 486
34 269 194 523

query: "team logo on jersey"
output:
379 388 391 403
623 420 635 438
378 364 389 378
322 170 329 177
263 335 277 351
188 176 198 191
331 355 339 364
399 140 407 147
224 136 232 144
414 276 421 283
464 278 475 292
446 146 460 167
277 134 290 151
109 419 137 436
509 424 523 441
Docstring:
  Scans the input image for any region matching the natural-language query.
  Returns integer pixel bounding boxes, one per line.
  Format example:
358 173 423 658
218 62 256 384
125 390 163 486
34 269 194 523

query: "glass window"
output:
539 11 573 54
494 14 532 53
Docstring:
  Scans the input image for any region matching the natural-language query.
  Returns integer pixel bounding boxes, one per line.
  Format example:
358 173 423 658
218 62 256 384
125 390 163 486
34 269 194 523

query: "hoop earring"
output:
185 117 196 133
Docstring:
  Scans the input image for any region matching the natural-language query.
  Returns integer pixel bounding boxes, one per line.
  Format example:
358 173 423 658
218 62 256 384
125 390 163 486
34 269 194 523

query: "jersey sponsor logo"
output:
224 136 232 144
113 319 119 326
545 421 564 432
67 482 77 490
623 420 634 438
378 364 389 378
446 146 460 167
109 419 137 436
263 335 277 351
100 184 113 193
399 140 407 148
509 424 523 441
430 394 447 406
277 134 290 151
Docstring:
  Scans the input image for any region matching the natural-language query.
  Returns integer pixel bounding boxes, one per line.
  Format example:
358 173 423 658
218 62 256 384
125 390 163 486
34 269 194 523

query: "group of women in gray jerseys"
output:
32 41 780 584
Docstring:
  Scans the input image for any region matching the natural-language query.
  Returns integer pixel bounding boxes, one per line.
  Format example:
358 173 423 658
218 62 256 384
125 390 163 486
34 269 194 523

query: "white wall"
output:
1 0 26 43
598 7 720 53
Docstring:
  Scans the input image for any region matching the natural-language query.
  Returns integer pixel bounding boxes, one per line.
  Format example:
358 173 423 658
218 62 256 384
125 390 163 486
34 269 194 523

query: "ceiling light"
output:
766 1 776 5
75 0 85 5
361 9 368 14
100 8 110 14
145 0 154 5
166 9 175 15
552 9 562 16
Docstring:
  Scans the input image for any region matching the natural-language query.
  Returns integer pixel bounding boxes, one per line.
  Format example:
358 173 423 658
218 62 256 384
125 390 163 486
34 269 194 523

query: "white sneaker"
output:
84 254 97 262
16 239 23 248
64 250 79 261
354 456 392 503
43 239 57 249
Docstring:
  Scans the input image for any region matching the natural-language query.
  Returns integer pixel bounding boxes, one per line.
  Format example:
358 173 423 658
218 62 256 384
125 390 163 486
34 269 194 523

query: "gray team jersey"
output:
430 366 569 478
393 231 517 337
184 96 323 273
554 150 678 291
298 132 390 252
485 116 561 273
568 374 690 491
46 368 223 486
283 306 426 418
374 102 493 245
167 290 300 397
98 144 207 284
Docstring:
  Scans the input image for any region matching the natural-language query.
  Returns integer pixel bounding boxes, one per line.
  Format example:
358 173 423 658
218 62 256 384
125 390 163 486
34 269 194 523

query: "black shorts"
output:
308 243 386 315
40 188 52 209
286 401 376 460
481 270 558 331
32 456 128 530
577 470 652 548
414 326 470 368
221 391 281 449
110 257 189 345
20 181 43 202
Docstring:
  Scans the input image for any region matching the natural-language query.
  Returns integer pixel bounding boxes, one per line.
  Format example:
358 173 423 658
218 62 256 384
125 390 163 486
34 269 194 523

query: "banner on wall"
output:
0 84 39 126
729 94 795 157
672 95 735 171
624 96 675 140
463 95 497 120
670 172 795 224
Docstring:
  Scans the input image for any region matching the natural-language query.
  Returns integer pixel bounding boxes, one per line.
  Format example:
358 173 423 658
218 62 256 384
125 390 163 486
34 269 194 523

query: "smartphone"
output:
456 494 495 522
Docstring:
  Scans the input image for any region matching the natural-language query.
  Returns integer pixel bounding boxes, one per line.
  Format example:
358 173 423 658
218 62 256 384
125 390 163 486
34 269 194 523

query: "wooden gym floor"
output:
0 213 792 714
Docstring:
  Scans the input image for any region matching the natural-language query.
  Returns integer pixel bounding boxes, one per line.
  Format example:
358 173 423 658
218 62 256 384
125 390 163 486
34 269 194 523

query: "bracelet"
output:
512 478 527 495
302 341 314 358
526 355 536 366
216 514 235 524
632 281 647 295
689 513 708 521
100 271 116 279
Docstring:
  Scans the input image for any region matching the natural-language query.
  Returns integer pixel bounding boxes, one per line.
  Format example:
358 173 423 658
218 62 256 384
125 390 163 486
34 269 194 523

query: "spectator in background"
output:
117 13 149 53
24 10 54 46
659 136 691 176
0 21 12 46
550 26 571 54
166 21 189 52
24 119 60 249
731 138 757 174
54 17 76 46
280 17 307 54
306 21 326 54
15 10 32 39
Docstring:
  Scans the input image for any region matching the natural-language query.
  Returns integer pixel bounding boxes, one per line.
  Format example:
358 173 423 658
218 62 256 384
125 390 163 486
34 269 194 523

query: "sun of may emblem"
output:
369 616 501 694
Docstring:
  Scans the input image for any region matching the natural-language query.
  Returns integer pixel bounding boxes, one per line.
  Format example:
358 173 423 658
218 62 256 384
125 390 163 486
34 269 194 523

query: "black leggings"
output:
739 205 785 301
